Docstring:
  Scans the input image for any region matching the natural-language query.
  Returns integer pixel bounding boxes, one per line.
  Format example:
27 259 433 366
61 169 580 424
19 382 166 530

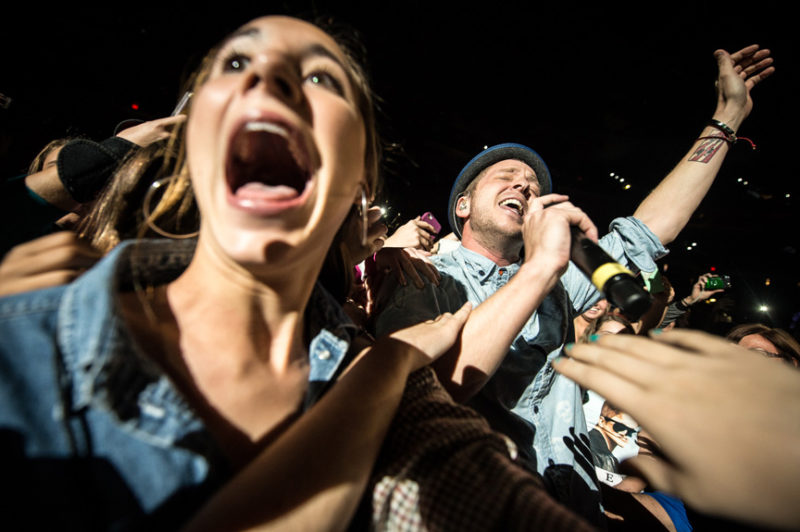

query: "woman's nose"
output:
243 54 304 107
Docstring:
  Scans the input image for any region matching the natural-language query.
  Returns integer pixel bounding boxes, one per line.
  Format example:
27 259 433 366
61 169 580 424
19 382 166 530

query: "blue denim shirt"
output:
376 217 667 524
0 239 357 530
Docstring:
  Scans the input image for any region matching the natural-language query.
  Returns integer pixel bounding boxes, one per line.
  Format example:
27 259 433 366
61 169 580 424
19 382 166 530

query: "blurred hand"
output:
0 232 101 297
116 115 186 147
554 329 800 529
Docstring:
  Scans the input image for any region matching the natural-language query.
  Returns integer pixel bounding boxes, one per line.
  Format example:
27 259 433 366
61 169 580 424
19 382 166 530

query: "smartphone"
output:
420 212 442 234
706 275 732 290
171 91 193 116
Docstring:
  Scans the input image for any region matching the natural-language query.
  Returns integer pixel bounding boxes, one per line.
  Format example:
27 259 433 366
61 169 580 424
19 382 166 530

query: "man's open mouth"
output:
499 197 525 217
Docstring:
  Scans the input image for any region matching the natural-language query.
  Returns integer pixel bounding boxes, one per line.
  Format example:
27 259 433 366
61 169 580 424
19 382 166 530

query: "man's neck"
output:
460 226 521 266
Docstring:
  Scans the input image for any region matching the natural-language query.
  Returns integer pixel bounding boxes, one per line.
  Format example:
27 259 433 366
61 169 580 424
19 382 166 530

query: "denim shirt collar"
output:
57 239 356 443
449 245 521 284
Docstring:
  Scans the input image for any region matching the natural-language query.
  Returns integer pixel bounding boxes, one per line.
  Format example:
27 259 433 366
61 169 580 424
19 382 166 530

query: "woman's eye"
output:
223 54 250 72
305 71 344 95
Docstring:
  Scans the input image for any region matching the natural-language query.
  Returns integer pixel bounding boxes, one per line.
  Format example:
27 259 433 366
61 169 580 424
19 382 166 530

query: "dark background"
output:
1 1 797 335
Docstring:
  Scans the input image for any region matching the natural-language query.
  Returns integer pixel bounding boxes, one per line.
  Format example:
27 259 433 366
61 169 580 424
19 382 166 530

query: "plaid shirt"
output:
366 368 596 531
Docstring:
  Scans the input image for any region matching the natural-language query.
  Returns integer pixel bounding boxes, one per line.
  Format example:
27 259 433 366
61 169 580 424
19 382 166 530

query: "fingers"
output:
366 206 383 223
647 329 752 361
528 193 569 213
552 355 648 412
444 301 473 327
415 219 436 234
726 44 759 64
151 114 187 127
725 45 776 89
563 340 665 386
625 455 678 497
571 209 599 243
549 202 599 243
397 251 424 289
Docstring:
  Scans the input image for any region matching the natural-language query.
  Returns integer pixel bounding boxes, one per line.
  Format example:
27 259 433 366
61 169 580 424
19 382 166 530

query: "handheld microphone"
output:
569 227 652 321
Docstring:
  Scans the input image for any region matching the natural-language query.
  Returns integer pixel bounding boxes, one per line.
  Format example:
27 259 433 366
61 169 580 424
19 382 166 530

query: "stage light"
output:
758 305 769 312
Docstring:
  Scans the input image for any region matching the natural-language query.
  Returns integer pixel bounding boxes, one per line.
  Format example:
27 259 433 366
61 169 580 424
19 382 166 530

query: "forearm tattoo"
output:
688 131 727 163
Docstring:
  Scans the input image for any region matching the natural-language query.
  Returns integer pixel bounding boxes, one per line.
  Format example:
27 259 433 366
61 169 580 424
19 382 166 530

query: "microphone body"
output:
569 227 652 321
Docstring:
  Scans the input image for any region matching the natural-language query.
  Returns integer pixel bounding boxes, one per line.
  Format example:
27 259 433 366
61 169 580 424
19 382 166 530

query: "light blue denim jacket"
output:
0 239 356 530
376 217 667 524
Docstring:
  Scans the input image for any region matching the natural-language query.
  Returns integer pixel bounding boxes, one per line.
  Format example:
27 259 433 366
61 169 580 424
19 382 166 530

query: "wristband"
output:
708 118 736 138
705 119 757 149
56 137 137 203
675 298 691 311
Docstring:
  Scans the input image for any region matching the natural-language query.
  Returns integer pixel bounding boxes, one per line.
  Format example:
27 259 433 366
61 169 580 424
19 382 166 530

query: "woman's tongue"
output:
235 181 298 201
229 129 306 202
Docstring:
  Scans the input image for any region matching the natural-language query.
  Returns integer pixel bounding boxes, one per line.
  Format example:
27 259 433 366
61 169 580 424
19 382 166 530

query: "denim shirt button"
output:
318 349 331 360
533 405 539 414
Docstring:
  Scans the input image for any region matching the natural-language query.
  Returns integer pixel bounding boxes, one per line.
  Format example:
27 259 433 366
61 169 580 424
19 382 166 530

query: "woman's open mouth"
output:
225 119 314 215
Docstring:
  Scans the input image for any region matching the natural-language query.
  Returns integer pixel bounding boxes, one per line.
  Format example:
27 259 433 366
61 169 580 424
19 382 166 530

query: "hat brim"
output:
447 143 552 239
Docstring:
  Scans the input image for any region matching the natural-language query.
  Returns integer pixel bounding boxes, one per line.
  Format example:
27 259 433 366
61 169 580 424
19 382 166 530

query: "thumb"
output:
451 301 473 325
714 49 735 76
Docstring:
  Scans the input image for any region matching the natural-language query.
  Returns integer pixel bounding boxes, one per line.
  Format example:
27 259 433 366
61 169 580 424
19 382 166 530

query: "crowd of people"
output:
0 13 796 532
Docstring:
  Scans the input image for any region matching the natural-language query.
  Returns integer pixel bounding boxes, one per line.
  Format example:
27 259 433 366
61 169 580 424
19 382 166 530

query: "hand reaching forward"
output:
116 115 187 147
554 329 800 529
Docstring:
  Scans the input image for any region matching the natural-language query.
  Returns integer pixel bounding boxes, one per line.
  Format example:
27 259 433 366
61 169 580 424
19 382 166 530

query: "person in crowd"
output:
659 272 725 330
0 15 473 530
726 322 800 367
554 329 800 530
575 298 610 340
580 313 635 343
0 116 184 258
376 43 774 525
579 314 692 532
0 116 190 297
0 16 602 531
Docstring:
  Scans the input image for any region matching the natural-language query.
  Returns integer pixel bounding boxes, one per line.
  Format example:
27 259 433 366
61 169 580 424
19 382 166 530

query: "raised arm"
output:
633 45 774 245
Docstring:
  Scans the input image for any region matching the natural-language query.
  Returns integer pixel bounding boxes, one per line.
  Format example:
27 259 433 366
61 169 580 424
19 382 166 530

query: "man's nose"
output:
512 179 532 199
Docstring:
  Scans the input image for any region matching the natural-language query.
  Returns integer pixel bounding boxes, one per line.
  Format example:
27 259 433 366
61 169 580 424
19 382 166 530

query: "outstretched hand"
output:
714 45 775 130
553 329 800 529
116 115 187 147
